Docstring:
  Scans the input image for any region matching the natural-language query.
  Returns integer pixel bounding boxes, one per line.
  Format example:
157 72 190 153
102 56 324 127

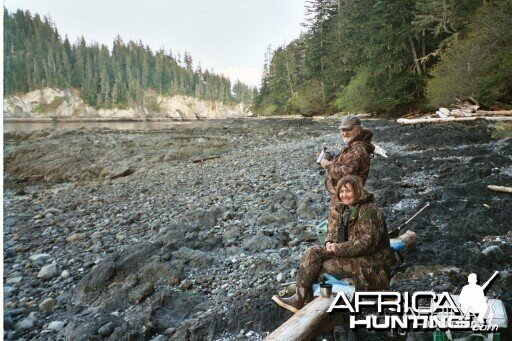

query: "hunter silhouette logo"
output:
459 273 497 324
327 271 502 331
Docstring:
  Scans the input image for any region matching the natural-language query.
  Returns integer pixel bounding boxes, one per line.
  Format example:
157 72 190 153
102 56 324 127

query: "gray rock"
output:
242 231 277 253
182 208 220 229
39 298 56 313
299 231 318 242
29 253 52 264
278 247 289 258
48 320 65 331
98 322 115 337
66 233 86 242
179 280 193 291
37 263 59 280
276 273 284 282
44 208 63 216
6 276 23 284
257 209 294 226
4 286 17 298
482 245 506 263
297 195 324 219
15 318 35 334
103 164 133 179
173 247 214 268
222 228 241 246
222 211 234 221
271 190 297 210
288 239 300 247
128 283 154 304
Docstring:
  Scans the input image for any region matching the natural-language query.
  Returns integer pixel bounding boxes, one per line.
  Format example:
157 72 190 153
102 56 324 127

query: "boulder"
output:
242 231 277 253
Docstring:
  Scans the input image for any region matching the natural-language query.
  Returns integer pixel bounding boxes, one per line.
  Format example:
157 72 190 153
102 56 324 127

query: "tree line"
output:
3 8 256 108
254 0 512 116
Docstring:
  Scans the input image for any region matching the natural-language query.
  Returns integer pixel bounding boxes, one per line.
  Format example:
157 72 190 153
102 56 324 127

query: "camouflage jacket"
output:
325 128 374 198
325 190 395 265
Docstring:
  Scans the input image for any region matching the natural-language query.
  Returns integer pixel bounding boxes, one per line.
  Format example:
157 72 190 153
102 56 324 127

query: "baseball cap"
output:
338 115 361 130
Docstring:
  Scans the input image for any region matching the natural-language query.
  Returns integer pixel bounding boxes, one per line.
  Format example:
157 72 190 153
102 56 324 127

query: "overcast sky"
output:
4 0 307 87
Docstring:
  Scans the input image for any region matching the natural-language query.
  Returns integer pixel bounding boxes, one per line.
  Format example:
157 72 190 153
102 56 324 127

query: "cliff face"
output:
3 88 252 121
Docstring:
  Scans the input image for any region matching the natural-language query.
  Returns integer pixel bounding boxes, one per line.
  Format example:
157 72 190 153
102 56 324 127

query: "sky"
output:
3 0 307 87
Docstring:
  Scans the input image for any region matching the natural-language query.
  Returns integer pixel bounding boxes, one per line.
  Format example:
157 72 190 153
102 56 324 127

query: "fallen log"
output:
450 109 475 117
476 110 512 116
191 155 221 163
397 116 512 125
487 185 512 194
265 296 341 341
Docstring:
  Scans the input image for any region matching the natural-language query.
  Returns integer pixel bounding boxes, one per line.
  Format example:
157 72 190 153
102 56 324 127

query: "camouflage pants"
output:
296 245 390 291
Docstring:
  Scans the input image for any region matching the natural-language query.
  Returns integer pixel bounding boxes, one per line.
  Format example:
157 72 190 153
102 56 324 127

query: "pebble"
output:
29 253 52 264
66 233 86 242
37 263 59 280
276 273 284 282
39 298 56 313
6 276 23 284
47 320 65 331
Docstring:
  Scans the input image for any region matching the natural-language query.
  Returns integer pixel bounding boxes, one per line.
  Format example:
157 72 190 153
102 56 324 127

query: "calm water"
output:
3 120 194 133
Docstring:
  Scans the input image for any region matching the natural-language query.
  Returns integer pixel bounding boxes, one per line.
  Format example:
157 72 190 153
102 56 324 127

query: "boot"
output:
271 285 312 313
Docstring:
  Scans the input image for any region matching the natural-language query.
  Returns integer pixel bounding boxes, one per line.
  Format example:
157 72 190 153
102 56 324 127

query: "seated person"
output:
272 175 394 313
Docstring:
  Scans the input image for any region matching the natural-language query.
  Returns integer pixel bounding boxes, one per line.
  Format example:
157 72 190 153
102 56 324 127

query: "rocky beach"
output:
3 117 512 340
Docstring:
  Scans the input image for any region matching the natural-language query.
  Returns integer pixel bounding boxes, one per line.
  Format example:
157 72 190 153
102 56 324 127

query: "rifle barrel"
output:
403 203 430 225
481 271 500 291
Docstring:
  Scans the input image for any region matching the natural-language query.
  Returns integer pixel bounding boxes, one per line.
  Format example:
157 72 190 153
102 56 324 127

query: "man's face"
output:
340 126 359 144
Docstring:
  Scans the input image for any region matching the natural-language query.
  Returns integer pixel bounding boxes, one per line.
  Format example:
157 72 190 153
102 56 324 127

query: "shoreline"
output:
4 117 195 123
3 113 378 124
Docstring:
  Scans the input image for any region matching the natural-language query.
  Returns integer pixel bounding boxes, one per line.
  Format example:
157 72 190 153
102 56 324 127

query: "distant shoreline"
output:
3 115 346 125
3 117 198 123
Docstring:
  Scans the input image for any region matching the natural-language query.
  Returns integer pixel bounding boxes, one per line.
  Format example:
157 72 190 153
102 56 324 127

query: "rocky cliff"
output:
3 88 252 121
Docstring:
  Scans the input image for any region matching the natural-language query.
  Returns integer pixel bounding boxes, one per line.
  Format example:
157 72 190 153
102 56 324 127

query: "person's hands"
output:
320 159 331 169
325 242 336 253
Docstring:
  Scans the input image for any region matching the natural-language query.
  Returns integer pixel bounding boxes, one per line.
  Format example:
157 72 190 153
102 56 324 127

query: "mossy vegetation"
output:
491 122 512 140
34 96 65 114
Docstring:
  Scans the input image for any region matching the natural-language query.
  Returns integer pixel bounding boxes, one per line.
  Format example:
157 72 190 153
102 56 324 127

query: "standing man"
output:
319 115 374 210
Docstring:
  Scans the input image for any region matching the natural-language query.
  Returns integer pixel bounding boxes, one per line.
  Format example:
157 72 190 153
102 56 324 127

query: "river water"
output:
3 120 194 133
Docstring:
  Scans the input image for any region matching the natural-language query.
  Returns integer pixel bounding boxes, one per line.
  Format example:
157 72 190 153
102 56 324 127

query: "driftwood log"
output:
476 110 512 116
191 155 221 163
397 116 512 125
265 296 344 340
487 185 512 194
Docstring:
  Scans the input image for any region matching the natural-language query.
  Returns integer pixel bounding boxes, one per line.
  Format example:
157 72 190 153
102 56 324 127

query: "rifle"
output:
388 203 430 238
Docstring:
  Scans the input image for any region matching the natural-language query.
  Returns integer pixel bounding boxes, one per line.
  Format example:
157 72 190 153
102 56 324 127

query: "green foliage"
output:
336 70 372 114
255 0 509 116
144 93 161 113
491 122 512 140
287 80 325 117
34 96 65 114
426 0 512 107
3 8 254 108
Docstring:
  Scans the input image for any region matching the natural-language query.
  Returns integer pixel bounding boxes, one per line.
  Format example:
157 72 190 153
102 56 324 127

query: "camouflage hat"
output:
338 115 361 130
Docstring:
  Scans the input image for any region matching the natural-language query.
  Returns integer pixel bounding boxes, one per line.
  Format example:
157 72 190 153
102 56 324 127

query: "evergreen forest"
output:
254 0 512 116
3 8 256 108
